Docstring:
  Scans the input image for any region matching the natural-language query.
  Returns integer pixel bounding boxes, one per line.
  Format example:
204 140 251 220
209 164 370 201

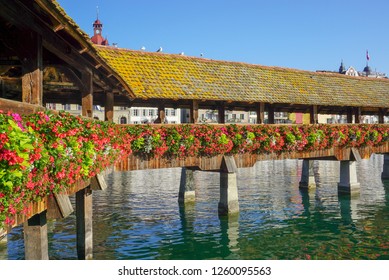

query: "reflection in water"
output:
1 155 389 259
219 215 240 259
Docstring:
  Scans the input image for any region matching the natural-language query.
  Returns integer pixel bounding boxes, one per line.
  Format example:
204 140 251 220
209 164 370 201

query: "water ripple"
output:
2 156 389 259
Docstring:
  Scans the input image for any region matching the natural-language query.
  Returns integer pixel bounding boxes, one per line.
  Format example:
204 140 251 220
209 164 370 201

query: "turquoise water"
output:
2 155 389 260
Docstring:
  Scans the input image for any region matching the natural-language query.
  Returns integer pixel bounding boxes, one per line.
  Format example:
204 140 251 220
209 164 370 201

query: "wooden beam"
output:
104 91 114 122
256 102 265 124
91 174 108 191
47 194 73 219
221 156 238 173
310 105 318 124
81 71 93 118
21 31 43 105
53 24 65 32
0 98 45 115
79 47 88 54
190 100 199 124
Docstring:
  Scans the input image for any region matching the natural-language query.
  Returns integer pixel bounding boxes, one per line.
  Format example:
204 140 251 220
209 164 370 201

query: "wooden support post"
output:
81 71 93 118
378 109 385 124
104 91 114 122
154 104 166 124
256 102 265 124
219 156 239 215
347 108 353 123
382 154 389 180
0 228 6 242
0 79 5 98
354 107 361 124
0 228 6 259
299 159 316 189
190 100 199 124
23 211 49 260
21 32 43 105
338 161 360 195
218 104 225 124
178 168 196 204
267 104 275 124
310 105 318 124
76 187 93 260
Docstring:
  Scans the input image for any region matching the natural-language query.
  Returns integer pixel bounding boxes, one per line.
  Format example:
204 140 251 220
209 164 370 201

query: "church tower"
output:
91 11 109 46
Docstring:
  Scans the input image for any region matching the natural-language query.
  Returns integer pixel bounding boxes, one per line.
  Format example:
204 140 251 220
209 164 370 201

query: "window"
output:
142 109 146 116
165 109 169 116
170 109 176 116
46 103 56 110
149 110 154 116
132 109 139 116
120 117 127 124
64 104 71 110
240 114 245 120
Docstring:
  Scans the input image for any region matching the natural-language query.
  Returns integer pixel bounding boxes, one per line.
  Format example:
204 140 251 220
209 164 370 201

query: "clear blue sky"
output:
58 0 389 75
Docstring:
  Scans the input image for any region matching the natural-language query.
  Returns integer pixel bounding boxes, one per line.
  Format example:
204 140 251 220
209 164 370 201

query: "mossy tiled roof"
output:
95 45 389 108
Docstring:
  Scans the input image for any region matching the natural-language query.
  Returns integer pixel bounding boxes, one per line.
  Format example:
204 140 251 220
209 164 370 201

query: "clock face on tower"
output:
96 29 100 34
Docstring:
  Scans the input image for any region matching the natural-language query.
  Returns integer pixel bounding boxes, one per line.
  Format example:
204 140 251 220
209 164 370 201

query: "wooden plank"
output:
350 147 362 162
0 98 45 115
91 173 108 191
47 194 74 219
220 156 238 173
115 144 384 172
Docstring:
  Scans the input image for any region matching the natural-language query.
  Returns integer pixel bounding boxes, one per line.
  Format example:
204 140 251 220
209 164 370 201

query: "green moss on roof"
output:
95 45 389 107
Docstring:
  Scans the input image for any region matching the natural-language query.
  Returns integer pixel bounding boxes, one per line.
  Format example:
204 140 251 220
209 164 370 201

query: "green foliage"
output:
2 109 389 230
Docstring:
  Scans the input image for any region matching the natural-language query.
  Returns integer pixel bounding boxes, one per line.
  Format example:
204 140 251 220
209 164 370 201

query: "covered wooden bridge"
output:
1 0 389 260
